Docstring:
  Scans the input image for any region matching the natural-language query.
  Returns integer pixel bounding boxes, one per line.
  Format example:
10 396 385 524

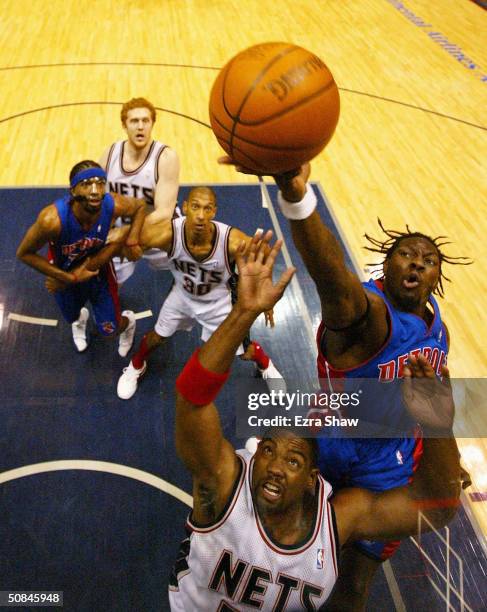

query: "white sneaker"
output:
72 307 89 352
118 310 136 357
260 359 287 393
117 361 147 399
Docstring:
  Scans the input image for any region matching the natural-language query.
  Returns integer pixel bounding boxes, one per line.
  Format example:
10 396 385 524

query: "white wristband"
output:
277 185 317 220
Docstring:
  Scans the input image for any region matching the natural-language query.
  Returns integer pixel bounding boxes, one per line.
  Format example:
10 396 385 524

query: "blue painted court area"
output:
0 185 485 611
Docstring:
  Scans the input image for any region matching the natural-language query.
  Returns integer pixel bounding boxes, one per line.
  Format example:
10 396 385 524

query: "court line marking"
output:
383 560 407 612
258 178 317 350
7 309 153 327
0 460 193 508
460 490 487 559
134 310 153 320
8 312 58 326
261 178 407 612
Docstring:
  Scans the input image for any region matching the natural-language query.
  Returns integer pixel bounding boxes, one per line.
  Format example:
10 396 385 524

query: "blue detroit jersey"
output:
49 194 115 271
316 279 447 559
318 278 448 380
317 279 448 432
318 281 448 433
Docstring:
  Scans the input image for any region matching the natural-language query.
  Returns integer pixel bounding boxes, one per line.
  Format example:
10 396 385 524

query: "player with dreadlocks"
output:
220 158 471 611
363 218 471 299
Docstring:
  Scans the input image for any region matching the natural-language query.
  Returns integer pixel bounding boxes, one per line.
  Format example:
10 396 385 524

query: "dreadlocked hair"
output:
364 218 472 298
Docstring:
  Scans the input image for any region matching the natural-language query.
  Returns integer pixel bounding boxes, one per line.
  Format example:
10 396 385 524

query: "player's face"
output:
124 107 154 149
183 193 216 235
383 237 440 312
251 432 318 516
71 177 106 214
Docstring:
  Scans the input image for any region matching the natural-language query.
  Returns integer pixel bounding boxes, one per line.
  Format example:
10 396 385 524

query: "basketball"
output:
209 42 340 174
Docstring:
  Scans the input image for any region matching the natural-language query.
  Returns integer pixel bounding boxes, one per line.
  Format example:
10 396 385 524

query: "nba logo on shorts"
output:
396 450 403 465
316 548 325 569
102 321 115 335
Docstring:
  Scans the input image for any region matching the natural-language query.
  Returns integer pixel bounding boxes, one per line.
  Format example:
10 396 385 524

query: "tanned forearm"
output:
410 435 461 527
274 169 366 326
290 211 350 291
84 239 125 271
348 434 461 543
126 201 146 246
18 252 76 283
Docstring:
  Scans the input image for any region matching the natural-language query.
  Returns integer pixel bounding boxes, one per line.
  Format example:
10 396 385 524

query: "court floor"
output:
1 184 486 611
1 0 486 609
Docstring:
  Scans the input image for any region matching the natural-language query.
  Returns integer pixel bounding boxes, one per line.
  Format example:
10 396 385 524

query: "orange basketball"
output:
209 42 340 174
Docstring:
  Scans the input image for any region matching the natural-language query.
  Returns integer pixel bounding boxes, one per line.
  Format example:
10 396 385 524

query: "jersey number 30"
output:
183 276 212 296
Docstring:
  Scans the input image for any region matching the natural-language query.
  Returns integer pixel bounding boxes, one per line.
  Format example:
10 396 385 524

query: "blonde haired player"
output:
99 97 180 285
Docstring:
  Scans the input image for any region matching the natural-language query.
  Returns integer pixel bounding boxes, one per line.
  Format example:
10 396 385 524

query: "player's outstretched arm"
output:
219 157 380 332
112 194 147 260
80 225 132 271
273 165 377 330
333 356 461 545
336 436 460 544
146 147 180 224
228 228 275 327
132 216 174 254
175 232 295 523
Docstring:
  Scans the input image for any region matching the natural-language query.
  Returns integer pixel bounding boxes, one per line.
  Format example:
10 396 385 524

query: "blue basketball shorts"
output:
54 263 121 336
318 434 423 560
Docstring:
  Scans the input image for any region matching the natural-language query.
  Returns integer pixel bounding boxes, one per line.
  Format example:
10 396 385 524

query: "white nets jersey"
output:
168 216 233 304
105 140 167 207
169 450 339 611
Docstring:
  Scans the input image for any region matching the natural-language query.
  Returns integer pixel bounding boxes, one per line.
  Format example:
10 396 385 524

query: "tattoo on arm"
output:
196 482 218 521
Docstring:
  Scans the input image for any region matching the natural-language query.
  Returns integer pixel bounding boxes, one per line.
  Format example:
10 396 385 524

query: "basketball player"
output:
99 97 180 285
221 159 470 610
169 231 460 611
16 161 145 354
116 186 284 399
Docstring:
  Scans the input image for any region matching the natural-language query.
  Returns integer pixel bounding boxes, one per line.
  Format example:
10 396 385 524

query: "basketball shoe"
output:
117 361 147 399
118 310 136 357
72 307 89 352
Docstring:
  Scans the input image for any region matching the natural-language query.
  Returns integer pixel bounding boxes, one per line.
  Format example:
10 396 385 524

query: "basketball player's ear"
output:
383 258 389 277
308 468 319 492
182 200 188 215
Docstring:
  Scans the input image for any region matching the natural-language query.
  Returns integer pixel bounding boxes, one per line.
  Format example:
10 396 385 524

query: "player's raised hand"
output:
234 230 295 315
218 156 310 202
272 163 311 202
402 353 454 432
